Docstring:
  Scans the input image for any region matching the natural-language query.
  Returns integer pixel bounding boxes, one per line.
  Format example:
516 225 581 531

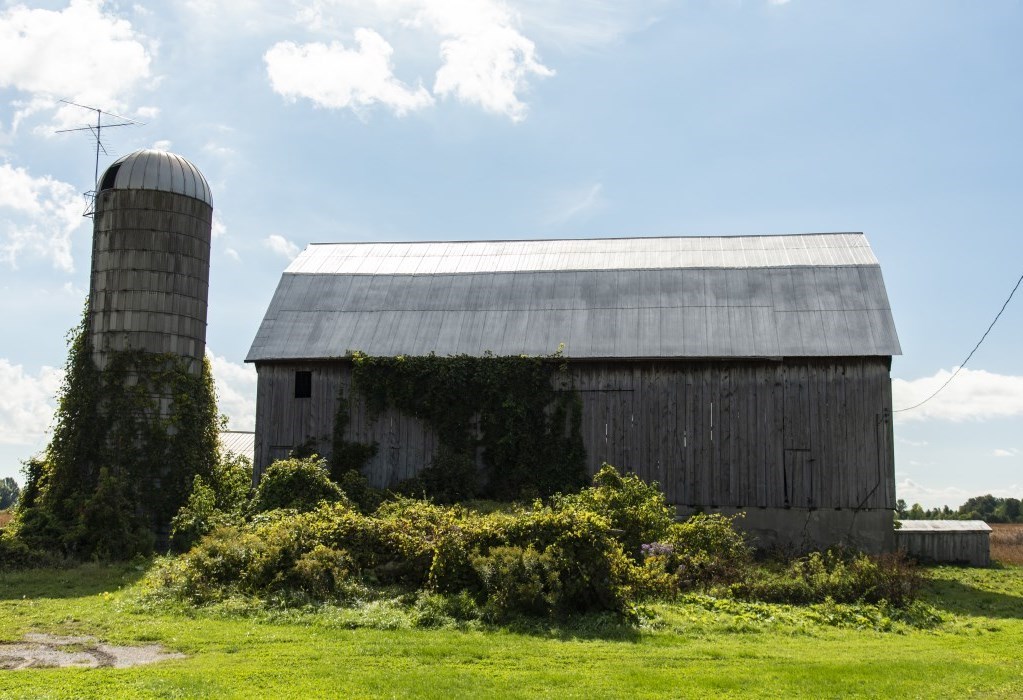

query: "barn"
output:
246 233 901 552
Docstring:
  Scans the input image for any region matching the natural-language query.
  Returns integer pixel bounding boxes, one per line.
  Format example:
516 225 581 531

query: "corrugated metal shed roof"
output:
247 234 901 361
897 520 992 533
219 430 254 462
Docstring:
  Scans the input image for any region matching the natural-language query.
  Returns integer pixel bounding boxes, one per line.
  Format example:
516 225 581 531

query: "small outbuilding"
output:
895 520 992 567
246 233 901 552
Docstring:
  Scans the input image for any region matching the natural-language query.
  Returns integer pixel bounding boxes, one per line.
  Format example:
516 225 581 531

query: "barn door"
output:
782 366 816 509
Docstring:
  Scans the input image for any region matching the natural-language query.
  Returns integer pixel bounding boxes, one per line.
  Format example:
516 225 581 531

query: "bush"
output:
170 476 234 552
470 545 562 619
732 549 922 607
250 456 349 513
334 469 385 514
551 464 675 560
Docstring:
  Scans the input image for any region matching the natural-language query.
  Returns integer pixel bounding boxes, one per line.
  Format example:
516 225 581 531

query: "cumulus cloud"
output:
263 0 552 121
0 163 86 271
207 352 257 431
265 29 434 115
0 360 62 446
417 0 554 121
892 368 1023 423
992 448 1020 458
264 234 301 259
0 0 153 130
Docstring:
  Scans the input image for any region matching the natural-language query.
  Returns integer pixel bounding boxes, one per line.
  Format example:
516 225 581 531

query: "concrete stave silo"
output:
89 149 213 374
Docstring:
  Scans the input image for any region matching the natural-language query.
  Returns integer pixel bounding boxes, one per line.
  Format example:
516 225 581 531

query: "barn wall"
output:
253 357 895 550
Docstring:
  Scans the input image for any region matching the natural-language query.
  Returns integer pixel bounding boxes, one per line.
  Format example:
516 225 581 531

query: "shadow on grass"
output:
496 612 643 643
923 575 1023 620
0 561 150 600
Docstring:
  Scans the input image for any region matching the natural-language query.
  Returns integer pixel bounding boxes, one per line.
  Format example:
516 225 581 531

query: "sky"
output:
0 0 1021 508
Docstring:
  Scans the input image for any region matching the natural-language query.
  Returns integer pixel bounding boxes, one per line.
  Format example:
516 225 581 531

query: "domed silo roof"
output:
97 149 212 205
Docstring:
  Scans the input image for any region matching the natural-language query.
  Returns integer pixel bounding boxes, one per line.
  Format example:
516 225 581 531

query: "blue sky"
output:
1 0 1020 508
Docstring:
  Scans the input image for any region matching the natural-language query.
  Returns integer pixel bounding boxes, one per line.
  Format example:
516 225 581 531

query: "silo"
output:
89 149 213 373
86 149 217 543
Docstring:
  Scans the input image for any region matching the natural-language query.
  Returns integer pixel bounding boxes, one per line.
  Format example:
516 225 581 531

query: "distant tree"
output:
907 503 926 520
0 477 19 509
896 499 908 518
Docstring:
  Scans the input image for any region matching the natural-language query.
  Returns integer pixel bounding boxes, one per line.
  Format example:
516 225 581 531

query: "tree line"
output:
897 494 1022 523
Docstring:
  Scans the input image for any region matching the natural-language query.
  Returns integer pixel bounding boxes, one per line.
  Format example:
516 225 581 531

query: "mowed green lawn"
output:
1 563 1021 699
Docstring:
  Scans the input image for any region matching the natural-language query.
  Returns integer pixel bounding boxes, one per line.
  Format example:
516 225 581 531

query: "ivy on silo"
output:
13 305 220 559
348 350 587 502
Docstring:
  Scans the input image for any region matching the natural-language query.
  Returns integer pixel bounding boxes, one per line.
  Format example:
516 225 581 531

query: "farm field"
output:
990 524 1023 565
1 562 1021 698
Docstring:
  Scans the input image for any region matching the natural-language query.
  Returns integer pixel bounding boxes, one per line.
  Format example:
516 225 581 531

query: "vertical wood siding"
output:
254 358 895 511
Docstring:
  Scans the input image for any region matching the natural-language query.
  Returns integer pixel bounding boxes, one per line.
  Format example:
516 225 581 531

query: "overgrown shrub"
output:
170 476 234 552
470 545 562 619
144 465 923 618
732 549 922 607
551 463 675 560
250 457 349 513
170 454 254 551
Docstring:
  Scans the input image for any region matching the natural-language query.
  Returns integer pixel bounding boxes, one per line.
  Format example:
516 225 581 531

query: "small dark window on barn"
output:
294 371 312 399
99 163 122 191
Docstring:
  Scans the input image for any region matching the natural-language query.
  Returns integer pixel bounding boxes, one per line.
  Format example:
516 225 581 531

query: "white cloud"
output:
896 437 928 447
0 163 86 272
224 248 241 262
264 234 301 259
417 0 554 121
265 29 434 116
0 360 62 446
992 448 1020 458
151 139 172 151
0 0 154 130
261 0 553 121
207 352 257 431
211 212 227 239
767 0 792 6
893 368 1023 423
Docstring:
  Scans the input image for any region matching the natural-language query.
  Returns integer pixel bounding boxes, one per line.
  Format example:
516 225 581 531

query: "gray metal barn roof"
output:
246 233 901 362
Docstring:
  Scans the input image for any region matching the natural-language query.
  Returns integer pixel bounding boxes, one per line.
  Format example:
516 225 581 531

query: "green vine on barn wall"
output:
14 305 219 558
346 350 587 502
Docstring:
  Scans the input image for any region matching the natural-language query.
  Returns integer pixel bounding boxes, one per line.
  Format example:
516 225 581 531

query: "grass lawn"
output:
1 562 1021 699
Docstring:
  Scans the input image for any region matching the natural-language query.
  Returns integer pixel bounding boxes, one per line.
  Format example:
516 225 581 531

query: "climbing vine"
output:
14 305 219 558
348 351 586 502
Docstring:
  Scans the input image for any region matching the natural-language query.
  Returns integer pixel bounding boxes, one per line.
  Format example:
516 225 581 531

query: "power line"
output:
894 269 1023 413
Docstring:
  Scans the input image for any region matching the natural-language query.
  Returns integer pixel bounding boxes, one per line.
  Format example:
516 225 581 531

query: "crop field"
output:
990 524 1023 565
0 561 1021 699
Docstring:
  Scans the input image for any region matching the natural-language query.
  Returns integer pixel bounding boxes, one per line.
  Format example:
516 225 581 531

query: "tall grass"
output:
990 523 1023 565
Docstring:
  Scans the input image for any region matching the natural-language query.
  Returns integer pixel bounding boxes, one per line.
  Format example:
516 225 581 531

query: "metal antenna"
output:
54 100 144 217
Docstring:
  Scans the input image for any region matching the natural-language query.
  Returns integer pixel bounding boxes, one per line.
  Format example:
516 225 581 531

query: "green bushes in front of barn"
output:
143 460 922 620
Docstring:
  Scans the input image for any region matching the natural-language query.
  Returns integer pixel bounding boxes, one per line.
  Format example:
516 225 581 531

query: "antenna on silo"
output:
54 100 144 217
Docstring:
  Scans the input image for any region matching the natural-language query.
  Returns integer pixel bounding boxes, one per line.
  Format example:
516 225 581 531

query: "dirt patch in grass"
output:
0 633 184 670
990 524 1023 566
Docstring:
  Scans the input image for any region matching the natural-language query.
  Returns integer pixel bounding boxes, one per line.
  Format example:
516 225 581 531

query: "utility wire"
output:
894 269 1023 413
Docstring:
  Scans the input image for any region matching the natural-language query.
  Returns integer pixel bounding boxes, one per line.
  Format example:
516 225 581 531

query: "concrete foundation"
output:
676 505 896 554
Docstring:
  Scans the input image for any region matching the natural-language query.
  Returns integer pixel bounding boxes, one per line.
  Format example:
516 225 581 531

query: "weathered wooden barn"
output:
246 234 902 551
